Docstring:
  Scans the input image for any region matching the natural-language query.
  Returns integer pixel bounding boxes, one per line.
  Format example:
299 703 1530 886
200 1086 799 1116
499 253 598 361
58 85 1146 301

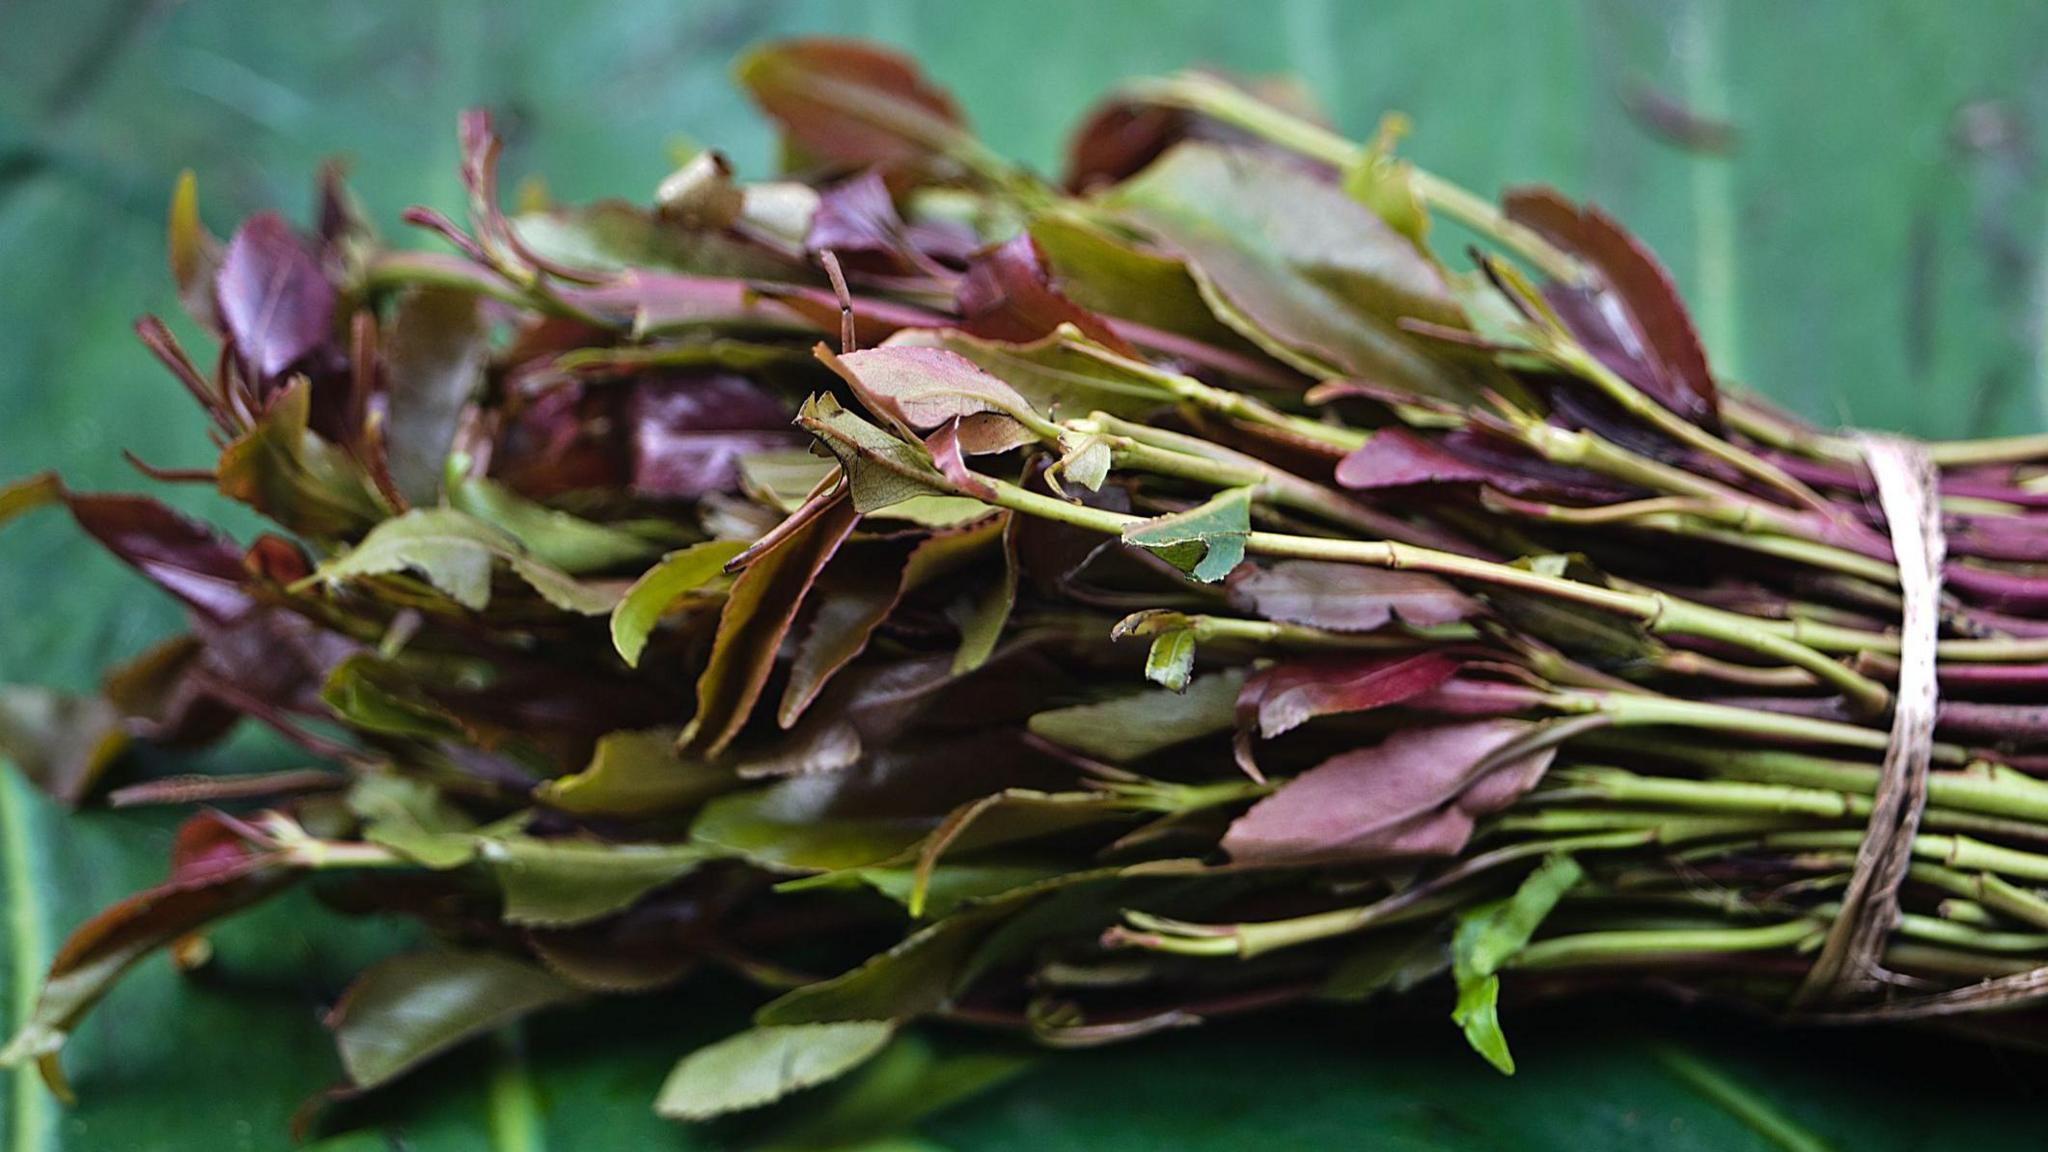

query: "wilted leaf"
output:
381 286 488 504
1027 668 1244 763
820 344 1048 448
0 687 129 805
798 393 958 514
0 814 292 1098
655 1021 897 1121
1503 187 1718 427
887 324 1178 423
1223 719 1558 864
61 492 255 622
632 374 803 500
737 39 969 172
957 233 1134 352
1240 652 1460 739
330 950 578 1089
1227 560 1480 632
781 516 1003 724
682 493 858 757
1120 486 1253 583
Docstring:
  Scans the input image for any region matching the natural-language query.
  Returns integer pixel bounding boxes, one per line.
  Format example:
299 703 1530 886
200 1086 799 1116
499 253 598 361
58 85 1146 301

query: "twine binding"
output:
1793 434 1943 1006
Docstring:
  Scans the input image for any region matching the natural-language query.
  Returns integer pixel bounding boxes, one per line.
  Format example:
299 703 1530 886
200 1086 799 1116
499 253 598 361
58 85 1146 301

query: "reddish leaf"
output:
736 39 967 172
955 233 1134 354
215 212 336 384
1227 559 1480 632
806 169 922 272
682 493 860 758
1223 719 1557 864
1334 425 1633 502
1063 99 1195 193
1 813 292 1097
1239 652 1461 740
631 375 802 500
1503 187 1718 428
1334 427 1490 490
64 494 253 622
820 345 1041 449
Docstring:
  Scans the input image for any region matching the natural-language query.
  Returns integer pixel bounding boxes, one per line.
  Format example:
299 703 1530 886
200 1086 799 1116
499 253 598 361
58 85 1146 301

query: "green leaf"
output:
743 448 991 527
304 507 616 614
1119 486 1253 583
331 950 579 1089
1341 113 1431 249
319 654 468 745
216 380 388 537
1026 669 1244 763
447 474 662 573
887 324 1179 422
1104 142 1471 401
756 1033 1034 1151
609 539 748 667
483 836 706 927
382 286 488 505
0 687 128 806
511 200 797 279
681 493 858 757
1143 629 1196 692
654 1021 896 1122
797 393 957 514
1452 855 1584 1075
534 727 736 817
1027 214 1257 356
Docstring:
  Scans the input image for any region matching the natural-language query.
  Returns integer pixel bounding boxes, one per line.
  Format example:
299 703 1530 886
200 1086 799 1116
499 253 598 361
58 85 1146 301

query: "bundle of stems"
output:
10 36 2048 1130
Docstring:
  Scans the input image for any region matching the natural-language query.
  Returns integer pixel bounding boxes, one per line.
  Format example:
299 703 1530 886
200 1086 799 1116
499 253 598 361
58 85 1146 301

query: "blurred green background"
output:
6 1 2048 1149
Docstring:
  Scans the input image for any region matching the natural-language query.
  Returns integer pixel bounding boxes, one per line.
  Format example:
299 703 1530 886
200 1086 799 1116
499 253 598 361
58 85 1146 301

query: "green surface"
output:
5 0 2048 1148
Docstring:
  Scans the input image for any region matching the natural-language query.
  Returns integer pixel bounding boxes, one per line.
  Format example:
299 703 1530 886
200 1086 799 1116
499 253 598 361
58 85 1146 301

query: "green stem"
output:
1549 343 1831 512
1763 830 2048 882
1112 831 1651 959
1654 1046 1838 1152
1511 919 1821 968
2 771 53 1150
487 1026 546 1152
975 476 1890 709
1907 864 2048 930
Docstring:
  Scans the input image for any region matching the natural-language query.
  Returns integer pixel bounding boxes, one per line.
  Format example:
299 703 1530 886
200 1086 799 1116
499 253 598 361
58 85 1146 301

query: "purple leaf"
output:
631 375 801 500
215 212 336 384
1241 652 1460 739
1503 187 1718 428
1227 559 1479 632
955 233 1134 353
737 39 967 172
1223 719 1557 864
821 345 1041 449
1334 427 1490 490
65 494 253 623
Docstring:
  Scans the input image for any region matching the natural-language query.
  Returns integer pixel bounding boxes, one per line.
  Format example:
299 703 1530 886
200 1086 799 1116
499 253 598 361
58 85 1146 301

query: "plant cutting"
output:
8 35 2048 1141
